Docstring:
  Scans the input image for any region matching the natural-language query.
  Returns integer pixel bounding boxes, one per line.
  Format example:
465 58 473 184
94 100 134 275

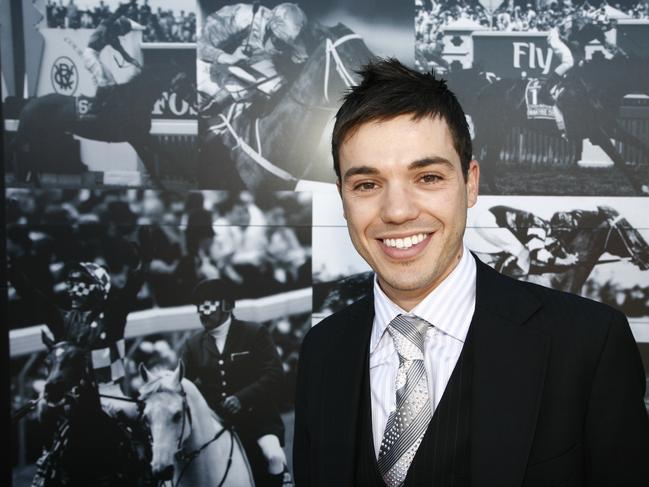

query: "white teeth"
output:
383 233 428 249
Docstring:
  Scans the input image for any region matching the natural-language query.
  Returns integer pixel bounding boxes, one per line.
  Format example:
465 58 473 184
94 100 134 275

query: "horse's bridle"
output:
147 384 234 487
602 214 640 265
286 32 363 110
323 34 362 103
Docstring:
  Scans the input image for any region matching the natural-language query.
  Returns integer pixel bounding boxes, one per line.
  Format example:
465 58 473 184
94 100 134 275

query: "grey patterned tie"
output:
377 314 431 487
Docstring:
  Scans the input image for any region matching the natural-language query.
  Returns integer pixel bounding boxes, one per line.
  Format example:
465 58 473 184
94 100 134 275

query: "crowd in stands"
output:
45 0 196 42
8 189 312 455
6 188 311 329
416 0 649 42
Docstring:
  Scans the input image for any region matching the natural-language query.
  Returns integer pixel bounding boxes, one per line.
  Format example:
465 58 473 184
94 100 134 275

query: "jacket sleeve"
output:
584 309 649 485
233 325 284 409
197 5 251 63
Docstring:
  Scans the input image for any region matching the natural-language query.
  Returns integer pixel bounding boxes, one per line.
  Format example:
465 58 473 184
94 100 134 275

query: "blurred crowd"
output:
416 0 649 40
6 189 312 328
584 279 649 318
45 0 197 43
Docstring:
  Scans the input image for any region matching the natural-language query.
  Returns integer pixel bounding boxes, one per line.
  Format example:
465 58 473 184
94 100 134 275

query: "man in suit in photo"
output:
181 278 290 486
293 59 649 486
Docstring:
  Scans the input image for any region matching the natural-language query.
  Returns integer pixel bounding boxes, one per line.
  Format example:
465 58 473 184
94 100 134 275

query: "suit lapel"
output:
321 295 374 484
222 318 242 359
201 331 221 357
470 258 551 487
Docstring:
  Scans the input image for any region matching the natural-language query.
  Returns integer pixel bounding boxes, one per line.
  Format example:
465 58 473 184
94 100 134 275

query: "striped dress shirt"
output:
370 245 477 456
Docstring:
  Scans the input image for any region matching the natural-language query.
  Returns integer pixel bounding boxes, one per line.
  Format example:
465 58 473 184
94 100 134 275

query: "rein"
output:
323 34 362 102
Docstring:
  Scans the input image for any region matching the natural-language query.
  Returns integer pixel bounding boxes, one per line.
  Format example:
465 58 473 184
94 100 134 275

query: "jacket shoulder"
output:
518 275 622 320
304 295 372 349
232 318 265 334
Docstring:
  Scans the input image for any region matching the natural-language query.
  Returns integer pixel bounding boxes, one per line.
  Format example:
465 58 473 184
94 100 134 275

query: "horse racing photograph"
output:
3 0 649 485
415 0 649 195
194 0 412 192
2 0 198 190
6 188 312 486
312 191 649 326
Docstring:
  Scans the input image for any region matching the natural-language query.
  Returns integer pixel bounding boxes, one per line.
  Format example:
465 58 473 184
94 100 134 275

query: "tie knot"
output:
387 314 430 357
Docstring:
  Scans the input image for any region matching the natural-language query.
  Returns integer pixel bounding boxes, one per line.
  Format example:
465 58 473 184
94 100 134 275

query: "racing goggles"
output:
66 280 99 298
196 300 232 316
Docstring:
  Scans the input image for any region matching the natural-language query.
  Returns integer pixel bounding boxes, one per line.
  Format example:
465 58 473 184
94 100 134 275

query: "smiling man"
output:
293 59 649 486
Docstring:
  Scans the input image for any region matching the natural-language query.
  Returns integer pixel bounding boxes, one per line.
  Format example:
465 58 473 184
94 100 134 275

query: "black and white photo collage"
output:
2 0 648 485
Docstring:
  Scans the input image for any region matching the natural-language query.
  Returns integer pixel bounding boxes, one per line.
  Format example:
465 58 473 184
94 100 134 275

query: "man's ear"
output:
466 160 480 208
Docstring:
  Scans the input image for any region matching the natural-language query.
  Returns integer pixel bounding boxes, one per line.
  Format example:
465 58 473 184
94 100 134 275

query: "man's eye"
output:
420 174 441 183
353 182 377 191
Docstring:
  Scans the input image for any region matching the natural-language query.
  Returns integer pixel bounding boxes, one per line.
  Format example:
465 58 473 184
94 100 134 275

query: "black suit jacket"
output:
294 257 649 486
182 318 285 442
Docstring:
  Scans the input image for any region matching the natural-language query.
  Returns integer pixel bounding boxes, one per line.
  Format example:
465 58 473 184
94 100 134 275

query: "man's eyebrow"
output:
342 157 454 181
342 165 379 181
408 156 454 170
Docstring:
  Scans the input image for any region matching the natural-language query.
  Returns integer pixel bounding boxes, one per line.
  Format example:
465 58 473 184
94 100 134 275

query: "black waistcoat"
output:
355 328 474 486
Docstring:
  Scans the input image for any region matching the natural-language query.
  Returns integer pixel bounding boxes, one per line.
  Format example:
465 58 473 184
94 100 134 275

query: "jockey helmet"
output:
268 3 308 62
64 262 112 306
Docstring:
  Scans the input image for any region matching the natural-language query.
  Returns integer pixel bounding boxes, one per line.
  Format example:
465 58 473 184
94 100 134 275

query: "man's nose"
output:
379 183 419 224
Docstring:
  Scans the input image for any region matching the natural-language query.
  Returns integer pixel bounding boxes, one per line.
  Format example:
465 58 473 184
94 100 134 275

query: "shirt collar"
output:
371 245 477 353
209 316 232 339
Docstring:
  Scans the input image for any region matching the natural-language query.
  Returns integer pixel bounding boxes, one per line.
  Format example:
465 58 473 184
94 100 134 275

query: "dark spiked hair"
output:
331 58 472 180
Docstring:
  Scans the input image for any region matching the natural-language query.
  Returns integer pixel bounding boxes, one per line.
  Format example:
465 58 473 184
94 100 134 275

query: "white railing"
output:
9 287 312 357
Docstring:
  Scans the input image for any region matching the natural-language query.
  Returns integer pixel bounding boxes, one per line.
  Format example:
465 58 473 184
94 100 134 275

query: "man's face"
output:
197 300 230 331
337 114 479 310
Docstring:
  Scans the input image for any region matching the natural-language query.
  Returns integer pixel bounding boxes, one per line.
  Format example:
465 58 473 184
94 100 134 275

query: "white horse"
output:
138 361 255 486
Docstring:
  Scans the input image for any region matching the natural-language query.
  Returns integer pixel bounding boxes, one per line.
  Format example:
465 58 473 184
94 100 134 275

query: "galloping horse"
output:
202 23 375 191
475 206 649 294
138 362 254 487
11 65 192 188
35 331 151 486
472 54 649 192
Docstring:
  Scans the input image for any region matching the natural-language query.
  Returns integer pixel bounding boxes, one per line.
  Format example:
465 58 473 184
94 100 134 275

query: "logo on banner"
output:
51 56 79 95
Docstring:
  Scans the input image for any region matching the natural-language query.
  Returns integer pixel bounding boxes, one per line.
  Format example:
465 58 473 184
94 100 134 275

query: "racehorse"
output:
472 54 649 193
11 64 193 188
201 23 375 191
35 331 151 486
475 206 649 295
138 361 255 487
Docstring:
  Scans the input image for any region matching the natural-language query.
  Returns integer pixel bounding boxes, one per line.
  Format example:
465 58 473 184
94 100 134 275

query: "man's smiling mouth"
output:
381 233 430 250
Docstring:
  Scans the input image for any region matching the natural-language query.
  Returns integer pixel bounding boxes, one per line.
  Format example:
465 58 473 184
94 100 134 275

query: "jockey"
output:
197 2 308 116
82 1 143 89
10 243 148 419
182 279 291 486
542 15 619 104
541 16 574 103
475 206 579 276
61 258 148 419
